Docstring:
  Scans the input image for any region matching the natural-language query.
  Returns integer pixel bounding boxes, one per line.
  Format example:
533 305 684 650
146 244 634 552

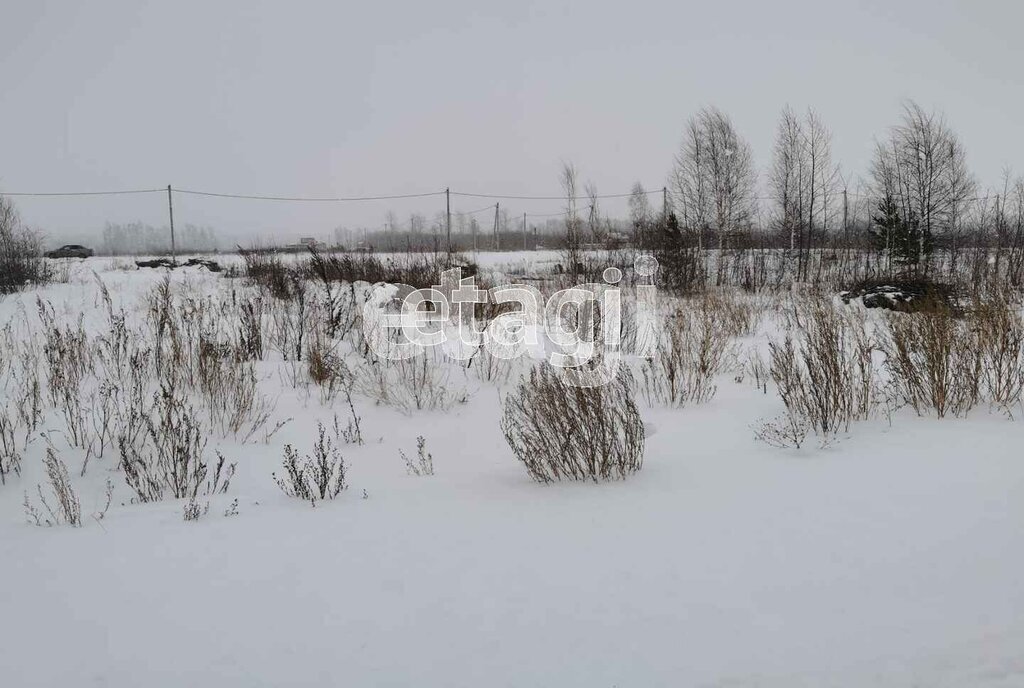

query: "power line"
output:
455 203 500 216
173 188 446 202
1 185 1001 207
0 188 164 197
450 189 661 201
527 208 576 218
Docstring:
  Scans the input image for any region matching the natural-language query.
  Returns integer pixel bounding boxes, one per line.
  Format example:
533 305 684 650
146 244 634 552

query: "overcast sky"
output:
2 0 1022 243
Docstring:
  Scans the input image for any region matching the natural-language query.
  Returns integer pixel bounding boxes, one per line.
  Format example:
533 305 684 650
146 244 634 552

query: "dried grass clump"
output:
501 365 644 483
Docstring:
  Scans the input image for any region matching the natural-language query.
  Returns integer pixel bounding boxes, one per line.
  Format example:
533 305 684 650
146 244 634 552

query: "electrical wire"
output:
450 189 662 201
172 188 446 202
0 188 164 197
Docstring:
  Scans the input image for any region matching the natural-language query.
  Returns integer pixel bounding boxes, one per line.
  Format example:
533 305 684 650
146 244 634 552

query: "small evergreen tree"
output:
870 193 924 267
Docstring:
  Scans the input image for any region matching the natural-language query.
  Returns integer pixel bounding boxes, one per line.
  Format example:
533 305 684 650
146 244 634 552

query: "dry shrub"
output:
639 298 733 406
195 339 272 439
119 385 235 503
13 348 44 438
23 448 81 527
739 350 771 392
237 295 265 360
300 249 475 291
757 299 876 447
37 300 94 448
0 196 50 294
240 249 300 300
141 277 277 440
356 351 465 414
0 407 22 485
273 420 347 505
306 249 362 339
972 295 1024 415
306 324 352 405
881 304 981 418
501 365 644 483
266 280 308 362
401 435 434 476
702 289 762 338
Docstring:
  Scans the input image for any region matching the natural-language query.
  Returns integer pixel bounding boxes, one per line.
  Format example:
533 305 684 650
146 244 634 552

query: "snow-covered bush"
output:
501 365 645 483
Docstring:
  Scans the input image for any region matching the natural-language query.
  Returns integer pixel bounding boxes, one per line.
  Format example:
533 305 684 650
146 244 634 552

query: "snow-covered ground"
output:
2 256 1024 687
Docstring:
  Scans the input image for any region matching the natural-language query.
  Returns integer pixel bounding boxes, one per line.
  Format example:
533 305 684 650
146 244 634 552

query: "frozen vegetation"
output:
1 242 1023 687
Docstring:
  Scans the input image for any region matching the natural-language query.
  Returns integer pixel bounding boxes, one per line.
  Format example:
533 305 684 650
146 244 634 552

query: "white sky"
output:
2 0 1023 242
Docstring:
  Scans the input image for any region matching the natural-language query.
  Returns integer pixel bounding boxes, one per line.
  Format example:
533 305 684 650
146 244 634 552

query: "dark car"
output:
44 244 94 259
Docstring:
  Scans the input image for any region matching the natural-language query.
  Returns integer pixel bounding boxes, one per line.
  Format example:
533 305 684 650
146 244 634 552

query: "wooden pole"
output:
494 202 500 251
523 212 527 250
445 187 451 255
167 184 176 264
842 188 849 280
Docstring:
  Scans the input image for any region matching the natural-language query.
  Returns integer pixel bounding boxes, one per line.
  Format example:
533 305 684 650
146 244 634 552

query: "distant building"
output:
281 237 323 253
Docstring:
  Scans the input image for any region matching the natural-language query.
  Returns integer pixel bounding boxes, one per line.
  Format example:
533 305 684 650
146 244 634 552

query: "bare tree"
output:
585 181 606 245
628 182 653 246
769 106 804 252
672 107 757 253
409 213 425 235
561 161 584 282
768 107 840 279
870 101 976 271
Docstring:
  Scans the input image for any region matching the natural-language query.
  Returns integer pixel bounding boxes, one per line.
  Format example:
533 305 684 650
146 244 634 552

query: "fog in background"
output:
2 0 1022 247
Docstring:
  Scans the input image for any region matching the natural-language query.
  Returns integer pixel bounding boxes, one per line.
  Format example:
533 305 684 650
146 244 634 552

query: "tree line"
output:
619 101 1024 290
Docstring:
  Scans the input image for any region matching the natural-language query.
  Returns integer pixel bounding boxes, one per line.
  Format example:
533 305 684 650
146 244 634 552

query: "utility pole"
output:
523 212 527 250
842 188 849 277
494 202 500 251
166 184 176 264
662 186 668 220
445 188 451 255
